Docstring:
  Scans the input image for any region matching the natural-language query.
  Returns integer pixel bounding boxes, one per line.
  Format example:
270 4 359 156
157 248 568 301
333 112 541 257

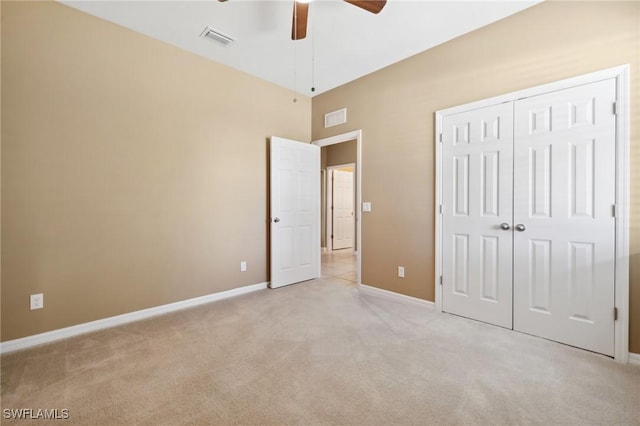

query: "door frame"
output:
326 163 356 252
434 65 630 362
314 130 363 285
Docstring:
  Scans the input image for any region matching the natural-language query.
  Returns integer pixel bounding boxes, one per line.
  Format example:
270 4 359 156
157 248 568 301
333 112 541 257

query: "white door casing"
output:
441 102 514 329
512 79 617 356
332 169 355 250
270 136 320 288
314 130 363 284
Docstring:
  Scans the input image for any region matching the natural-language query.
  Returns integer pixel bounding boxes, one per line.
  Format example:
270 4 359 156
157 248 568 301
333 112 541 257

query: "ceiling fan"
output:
218 0 387 40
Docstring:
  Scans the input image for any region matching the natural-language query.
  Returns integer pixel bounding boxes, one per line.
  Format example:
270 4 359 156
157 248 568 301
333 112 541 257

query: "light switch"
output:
363 202 372 212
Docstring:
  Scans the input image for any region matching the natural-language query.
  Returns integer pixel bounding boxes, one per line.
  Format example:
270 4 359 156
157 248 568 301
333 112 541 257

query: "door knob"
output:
500 223 511 231
515 224 526 232
273 217 280 223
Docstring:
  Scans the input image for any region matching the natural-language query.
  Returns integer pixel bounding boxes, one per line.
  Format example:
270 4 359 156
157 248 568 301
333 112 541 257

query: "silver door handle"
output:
273 217 280 223
515 224 526 232
500 223 511 231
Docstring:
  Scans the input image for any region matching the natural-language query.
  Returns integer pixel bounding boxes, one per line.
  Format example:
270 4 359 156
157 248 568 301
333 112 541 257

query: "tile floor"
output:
321 249 357 285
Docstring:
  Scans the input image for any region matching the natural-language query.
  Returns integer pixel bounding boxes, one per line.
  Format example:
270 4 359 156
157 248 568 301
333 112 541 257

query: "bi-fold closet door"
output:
441 78 617 356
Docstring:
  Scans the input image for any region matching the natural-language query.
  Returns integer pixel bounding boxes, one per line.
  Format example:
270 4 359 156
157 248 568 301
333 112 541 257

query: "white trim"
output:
313 130 362 285
0 282 268 354
613 66 630 364
434 65 630 362
435 111 444 314
628 353 640 366
326 167 334 250
321 168 327 252
359 284 435 309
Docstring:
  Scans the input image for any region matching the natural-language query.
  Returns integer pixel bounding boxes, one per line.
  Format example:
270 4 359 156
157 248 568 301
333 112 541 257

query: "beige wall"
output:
312 2 640 352
1 1 311 341
326 139 357 168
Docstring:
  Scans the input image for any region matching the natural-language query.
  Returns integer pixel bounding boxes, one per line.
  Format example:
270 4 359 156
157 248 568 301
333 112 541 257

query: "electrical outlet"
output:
30 293 44 310
398 266 405 278
240 261 247 272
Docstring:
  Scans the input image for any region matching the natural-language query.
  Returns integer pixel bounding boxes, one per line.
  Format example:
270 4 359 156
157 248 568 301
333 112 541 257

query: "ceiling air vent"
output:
324 108 347 128
200 26 235 46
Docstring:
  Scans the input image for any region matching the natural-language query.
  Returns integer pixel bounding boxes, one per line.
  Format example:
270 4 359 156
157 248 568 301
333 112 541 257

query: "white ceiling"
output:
61 0 541 96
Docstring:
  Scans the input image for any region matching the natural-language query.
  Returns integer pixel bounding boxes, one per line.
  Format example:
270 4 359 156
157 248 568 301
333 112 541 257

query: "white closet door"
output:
442 103 514 328
512 79 617 356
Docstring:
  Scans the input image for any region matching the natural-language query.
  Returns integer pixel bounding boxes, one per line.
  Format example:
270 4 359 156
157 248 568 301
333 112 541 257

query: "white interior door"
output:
512 79 617 356
332 169 354 250
441 102 514 329
270 136 320 289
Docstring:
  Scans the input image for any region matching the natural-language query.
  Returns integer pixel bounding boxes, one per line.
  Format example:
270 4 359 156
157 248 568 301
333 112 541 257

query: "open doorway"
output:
322 163 356 284
314 130 362 285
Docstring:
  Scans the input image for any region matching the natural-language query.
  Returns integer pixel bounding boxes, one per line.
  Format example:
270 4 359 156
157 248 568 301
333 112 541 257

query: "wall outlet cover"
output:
30 293 44 310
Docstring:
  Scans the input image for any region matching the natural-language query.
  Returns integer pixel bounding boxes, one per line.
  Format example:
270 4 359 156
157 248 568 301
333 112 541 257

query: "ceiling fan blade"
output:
218 0 228 2
291 1 309 40
343 0 386 14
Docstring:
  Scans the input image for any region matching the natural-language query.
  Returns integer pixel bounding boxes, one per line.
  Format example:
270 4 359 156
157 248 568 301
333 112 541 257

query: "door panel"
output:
480 236 499 301
453 155 469 215
453 234 469 295
569 139 595 218
270 137 320 288
529 144 552 218
481 151 500 217
513 79 616 356
442 102 514 328
529 238 552 313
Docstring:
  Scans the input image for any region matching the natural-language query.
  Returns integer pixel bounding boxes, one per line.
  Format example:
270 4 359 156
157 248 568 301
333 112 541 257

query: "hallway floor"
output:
321 249 357 285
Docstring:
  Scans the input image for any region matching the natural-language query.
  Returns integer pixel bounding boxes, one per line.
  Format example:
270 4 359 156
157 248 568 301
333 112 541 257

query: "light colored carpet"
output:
1 276 639 425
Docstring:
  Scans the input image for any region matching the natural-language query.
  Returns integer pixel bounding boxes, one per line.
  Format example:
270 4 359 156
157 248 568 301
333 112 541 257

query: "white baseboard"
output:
358 284 435 309
0 282 268 355
629 352 640 366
